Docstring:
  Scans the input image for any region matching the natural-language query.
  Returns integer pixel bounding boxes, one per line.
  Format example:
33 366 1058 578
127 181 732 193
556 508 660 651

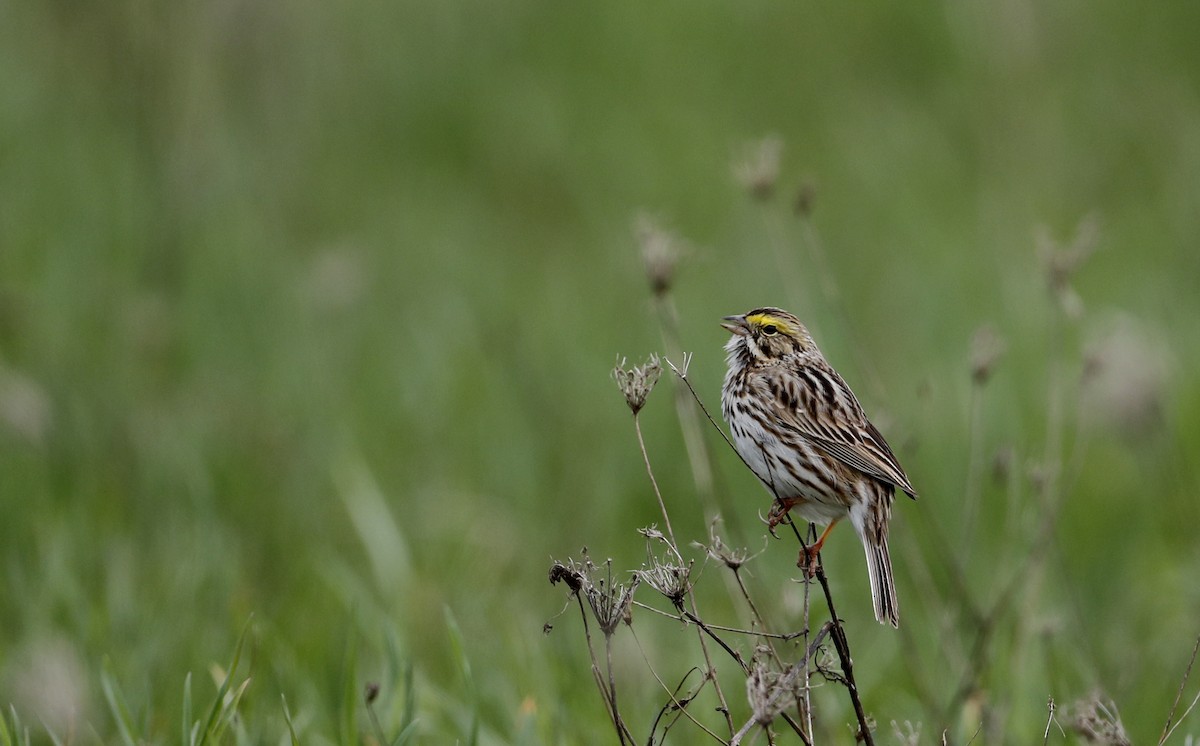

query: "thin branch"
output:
790 518 874 745
631 601 806 640
653 295 718 509
664 357 747 464
801 525 816 738
682 611 750 674
959 381 987 562
630 408 735 737
633 413 681 562
1159 633 1200 745
629 633 728 745
1043 697 1056 744
574 594 634 744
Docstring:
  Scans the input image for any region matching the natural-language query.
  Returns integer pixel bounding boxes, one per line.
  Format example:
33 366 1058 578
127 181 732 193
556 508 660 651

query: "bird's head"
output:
721 307 817 363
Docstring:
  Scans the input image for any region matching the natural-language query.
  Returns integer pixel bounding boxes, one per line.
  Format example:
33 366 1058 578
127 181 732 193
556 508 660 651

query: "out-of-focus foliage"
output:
1 0 1198 742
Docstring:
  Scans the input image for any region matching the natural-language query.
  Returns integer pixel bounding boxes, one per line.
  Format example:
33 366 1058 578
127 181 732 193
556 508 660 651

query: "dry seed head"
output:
793 179 817 217
548 561 584 594
587 572 639 636
1068 695 1130 746
890 720 922 746
572 555 639 636
732 136 783 202
745 662 806 726
635 215 688 297
637 526 667 544
550 555 638 635
1037 214 1101 320
636 555 691 611
969 324 1006 385
697 520 757 570
612 355 661 415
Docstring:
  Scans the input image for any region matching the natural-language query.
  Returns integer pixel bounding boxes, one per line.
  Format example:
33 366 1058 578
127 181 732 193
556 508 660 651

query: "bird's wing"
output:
753 364 917 497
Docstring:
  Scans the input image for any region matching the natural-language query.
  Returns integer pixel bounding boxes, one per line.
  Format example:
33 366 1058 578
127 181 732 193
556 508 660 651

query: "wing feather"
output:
752 364 917 497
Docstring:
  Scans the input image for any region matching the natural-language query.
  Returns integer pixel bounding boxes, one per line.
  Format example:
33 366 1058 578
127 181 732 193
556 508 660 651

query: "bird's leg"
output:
797 520 839 579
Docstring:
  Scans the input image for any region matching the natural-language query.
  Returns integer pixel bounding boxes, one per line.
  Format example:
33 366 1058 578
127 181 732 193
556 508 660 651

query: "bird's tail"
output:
863 535 899 628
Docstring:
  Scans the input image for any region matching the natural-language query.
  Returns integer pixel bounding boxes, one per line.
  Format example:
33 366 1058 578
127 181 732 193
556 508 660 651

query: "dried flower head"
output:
1069 695 1130 746
635 215 689 297
550 555 639 637
612 355 661 415
1037 214 1101 320
588 573 639 637
890 720 922 746
636 553 691 611
793 180 817 218
732 136 783 202
745 662 806 726
548 561 584 594
969 324 1006 385
696 519 758 571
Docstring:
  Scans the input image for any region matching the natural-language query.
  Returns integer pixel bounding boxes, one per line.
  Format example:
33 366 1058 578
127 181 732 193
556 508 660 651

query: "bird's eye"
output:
762 324 778 336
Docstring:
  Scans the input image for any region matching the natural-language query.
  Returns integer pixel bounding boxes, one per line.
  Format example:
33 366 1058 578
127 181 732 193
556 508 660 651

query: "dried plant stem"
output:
632 601 806 640
729 568 772 643
633 414 680 560
785 520 874 745
959 381 986 561
1159 633 1200 745
604 638 626 745
664 358 754 475
800 529 815 738
729 625 834 746
817 562 874 745
1043 697 1057 744
574 594 634 743
632 412 734 737
653 293 718 512
662 357 867 743
629 628 729 743
728 563 810 735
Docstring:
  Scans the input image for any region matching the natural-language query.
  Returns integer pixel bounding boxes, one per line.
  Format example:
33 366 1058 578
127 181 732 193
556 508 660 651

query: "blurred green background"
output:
2 0 1199 742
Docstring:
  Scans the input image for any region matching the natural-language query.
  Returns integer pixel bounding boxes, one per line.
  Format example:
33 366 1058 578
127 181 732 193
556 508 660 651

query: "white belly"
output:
729 416 850 526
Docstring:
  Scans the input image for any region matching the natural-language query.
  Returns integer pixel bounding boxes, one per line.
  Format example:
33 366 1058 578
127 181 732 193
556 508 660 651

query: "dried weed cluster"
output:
547 142 1196 745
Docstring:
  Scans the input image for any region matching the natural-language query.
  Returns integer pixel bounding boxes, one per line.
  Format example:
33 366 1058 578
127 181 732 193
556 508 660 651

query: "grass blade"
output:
444 607 478 746
197 617 253 746
99 658 139 746
281 694 302 746
182 672 193 746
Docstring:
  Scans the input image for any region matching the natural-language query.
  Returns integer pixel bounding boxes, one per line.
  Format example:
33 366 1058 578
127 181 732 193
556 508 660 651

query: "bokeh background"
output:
2 0 1199 742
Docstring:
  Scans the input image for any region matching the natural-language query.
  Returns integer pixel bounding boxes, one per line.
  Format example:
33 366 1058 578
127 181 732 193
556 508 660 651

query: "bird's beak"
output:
721 315 749 335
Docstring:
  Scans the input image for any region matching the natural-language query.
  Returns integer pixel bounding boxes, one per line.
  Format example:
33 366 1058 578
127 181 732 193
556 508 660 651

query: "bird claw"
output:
759 509 782 539
766 499 794 529
795 545 820 580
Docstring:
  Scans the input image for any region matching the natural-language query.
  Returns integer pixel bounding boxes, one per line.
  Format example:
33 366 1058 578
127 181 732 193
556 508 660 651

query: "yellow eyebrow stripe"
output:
745 314 792 334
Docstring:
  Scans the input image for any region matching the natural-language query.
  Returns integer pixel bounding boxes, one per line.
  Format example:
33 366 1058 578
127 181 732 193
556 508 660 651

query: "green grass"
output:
2 0 1200 743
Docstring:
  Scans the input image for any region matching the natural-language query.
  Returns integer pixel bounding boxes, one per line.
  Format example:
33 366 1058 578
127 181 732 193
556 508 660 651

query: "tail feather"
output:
864 536 899 628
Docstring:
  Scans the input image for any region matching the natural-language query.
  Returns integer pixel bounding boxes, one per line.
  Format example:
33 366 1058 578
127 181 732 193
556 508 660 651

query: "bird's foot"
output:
766 499 798 530
796 544 821 580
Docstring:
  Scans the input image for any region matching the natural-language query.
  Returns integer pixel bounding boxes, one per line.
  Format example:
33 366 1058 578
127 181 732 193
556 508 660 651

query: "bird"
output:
720 307 916 627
